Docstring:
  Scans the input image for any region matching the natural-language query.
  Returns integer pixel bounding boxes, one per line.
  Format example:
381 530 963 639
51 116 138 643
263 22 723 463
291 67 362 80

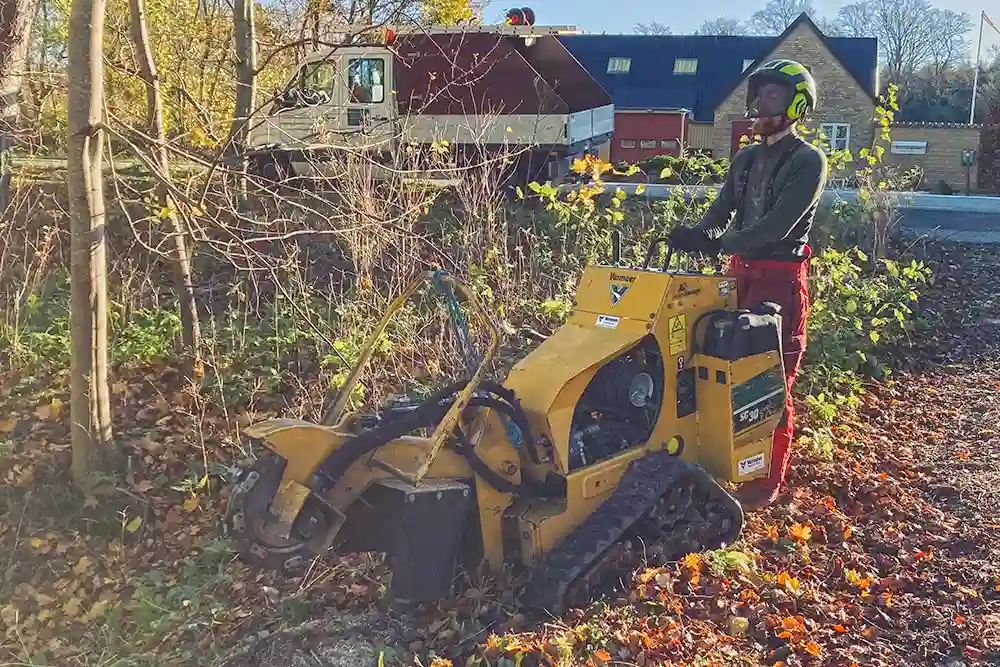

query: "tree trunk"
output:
0 0 41 212
67 0 115 491
128 0 202 377
228 0 256 198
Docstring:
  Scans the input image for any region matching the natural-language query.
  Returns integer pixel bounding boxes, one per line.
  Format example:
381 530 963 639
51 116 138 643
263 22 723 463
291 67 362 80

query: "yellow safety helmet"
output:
746 59 817 120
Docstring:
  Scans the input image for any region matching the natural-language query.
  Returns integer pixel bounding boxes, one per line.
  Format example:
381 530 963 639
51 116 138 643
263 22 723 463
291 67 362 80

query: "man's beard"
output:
751 115 794 137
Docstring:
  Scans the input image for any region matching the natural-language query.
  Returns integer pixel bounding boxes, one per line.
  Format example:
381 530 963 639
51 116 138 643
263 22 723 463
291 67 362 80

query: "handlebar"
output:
642 237 676 273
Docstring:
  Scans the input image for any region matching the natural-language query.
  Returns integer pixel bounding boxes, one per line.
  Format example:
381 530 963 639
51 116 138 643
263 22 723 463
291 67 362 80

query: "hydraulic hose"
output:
314 380 548 498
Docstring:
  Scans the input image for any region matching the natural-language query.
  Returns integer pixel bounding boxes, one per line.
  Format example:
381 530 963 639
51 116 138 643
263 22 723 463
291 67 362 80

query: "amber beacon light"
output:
505 7 537 25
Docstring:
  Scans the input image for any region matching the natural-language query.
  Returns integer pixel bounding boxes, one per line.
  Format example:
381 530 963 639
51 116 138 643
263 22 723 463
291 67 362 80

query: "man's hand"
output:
669 227 721 255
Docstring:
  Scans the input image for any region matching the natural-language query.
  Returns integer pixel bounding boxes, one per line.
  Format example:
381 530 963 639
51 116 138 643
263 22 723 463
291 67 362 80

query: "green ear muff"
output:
787 92 809 120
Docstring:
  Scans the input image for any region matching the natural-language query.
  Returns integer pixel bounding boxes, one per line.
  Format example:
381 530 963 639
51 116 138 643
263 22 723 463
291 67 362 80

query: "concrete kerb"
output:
556 182 1000 214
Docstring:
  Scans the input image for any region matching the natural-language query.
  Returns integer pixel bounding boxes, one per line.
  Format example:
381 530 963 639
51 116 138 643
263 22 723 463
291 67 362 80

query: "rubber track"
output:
519 451 744 615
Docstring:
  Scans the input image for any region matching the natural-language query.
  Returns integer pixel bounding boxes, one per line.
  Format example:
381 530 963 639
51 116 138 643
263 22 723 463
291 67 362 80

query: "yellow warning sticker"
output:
668 314 687 355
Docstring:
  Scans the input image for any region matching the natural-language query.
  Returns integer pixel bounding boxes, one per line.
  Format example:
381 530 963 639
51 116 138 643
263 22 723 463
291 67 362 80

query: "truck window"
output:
301 61 336 92
347 58 385 104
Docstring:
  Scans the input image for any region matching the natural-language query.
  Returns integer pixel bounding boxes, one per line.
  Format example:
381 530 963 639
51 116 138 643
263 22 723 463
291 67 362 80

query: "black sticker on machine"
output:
731 367 786 434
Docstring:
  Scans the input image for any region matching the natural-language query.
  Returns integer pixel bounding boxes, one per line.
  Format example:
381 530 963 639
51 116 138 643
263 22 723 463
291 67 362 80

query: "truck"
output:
245 12 615 187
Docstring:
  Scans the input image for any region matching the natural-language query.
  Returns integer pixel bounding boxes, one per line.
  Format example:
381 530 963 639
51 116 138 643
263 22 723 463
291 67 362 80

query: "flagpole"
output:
970 10 984 125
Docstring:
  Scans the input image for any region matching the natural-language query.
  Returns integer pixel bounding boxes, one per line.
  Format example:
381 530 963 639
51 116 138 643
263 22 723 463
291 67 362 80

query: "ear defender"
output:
787 92 809 120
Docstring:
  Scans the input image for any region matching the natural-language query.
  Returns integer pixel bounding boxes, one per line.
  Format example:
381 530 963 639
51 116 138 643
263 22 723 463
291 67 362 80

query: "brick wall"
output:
884 124 981 192
710 22 876 159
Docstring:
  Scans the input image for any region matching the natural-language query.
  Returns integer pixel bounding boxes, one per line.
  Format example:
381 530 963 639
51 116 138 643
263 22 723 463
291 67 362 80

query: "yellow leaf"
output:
62 596 82 618
1 604 17 627
82 599 109 623
124 517 142 533
30 537 43 549
73 556 93 575
183 495 200 513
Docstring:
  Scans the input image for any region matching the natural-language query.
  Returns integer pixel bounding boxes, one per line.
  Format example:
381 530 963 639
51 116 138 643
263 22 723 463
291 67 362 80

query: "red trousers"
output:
728 251 810 487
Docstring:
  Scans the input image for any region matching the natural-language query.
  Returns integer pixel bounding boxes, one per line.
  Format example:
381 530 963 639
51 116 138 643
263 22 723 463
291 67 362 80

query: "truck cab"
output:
247 21 615 186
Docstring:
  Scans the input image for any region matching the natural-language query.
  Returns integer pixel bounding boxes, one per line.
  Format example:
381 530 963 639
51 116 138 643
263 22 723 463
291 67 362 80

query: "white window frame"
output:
660 139 678 149
742 59 755 72
607 57 631 74
639 139 658 149
620 139 636 148
820 122 851 151
673 58 698 74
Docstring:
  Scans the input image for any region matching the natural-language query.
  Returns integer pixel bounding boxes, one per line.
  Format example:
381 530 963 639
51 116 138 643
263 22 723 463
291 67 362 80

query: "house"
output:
559 14 879 162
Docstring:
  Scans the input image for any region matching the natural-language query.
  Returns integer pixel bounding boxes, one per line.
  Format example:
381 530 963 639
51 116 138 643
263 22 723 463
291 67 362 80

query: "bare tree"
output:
925 8 973 81
67 0 116 490
748 0 815 35
634 21 671 35
836 0 941 84
228 0 257 195
0 0 41 211
695 17 748 36
128 0 203 376
829 3 874 37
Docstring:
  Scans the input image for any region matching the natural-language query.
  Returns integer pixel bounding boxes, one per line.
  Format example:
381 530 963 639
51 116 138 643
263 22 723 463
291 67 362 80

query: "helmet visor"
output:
746 77 794 119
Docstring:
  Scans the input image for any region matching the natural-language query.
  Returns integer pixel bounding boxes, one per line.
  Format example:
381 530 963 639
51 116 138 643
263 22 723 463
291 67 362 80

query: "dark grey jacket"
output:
695 132 828 261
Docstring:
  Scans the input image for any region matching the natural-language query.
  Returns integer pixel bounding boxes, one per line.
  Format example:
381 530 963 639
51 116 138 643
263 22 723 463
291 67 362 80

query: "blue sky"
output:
481 0 999 60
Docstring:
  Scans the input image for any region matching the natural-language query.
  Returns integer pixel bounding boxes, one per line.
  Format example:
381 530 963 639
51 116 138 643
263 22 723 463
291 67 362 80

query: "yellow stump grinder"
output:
223 237 788 614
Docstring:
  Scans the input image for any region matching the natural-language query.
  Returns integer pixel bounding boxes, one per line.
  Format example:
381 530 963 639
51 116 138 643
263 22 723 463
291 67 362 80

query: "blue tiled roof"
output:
559 27 878 123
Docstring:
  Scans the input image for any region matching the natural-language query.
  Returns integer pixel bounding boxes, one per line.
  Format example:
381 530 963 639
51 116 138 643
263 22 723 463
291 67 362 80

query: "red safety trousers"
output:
728 247 810 505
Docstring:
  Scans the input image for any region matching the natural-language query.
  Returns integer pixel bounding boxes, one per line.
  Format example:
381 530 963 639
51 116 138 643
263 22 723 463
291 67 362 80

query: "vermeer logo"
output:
610 283 630 306
609 272 635 307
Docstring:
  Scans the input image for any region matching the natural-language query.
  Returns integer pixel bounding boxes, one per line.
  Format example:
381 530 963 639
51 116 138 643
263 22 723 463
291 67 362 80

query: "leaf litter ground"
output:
0 240 998 667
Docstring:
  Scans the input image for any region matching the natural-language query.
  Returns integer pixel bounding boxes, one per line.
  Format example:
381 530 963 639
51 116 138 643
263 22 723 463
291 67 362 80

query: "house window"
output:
660 140 678 149
820 123 851 151
640 140 658 149
673 58 698 74
742 59 755 72
607 57 631 74
620 139 636 148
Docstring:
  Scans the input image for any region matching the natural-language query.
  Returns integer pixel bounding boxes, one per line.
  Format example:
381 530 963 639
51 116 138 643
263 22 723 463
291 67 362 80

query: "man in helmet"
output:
669 59 828 510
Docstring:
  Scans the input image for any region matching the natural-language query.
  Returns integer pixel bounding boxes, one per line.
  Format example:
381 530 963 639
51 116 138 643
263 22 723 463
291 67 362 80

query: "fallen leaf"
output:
73 556 93 575
124 517 143 533
789 523 812 542
62 596 82 618
82 599 109 623
183 495 200 512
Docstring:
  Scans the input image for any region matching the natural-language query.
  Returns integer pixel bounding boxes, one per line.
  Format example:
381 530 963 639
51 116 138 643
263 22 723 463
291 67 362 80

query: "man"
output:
669 59 828 510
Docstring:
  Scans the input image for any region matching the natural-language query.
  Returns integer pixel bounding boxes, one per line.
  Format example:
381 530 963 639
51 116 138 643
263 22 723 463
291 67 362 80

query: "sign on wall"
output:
890 140 928 155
